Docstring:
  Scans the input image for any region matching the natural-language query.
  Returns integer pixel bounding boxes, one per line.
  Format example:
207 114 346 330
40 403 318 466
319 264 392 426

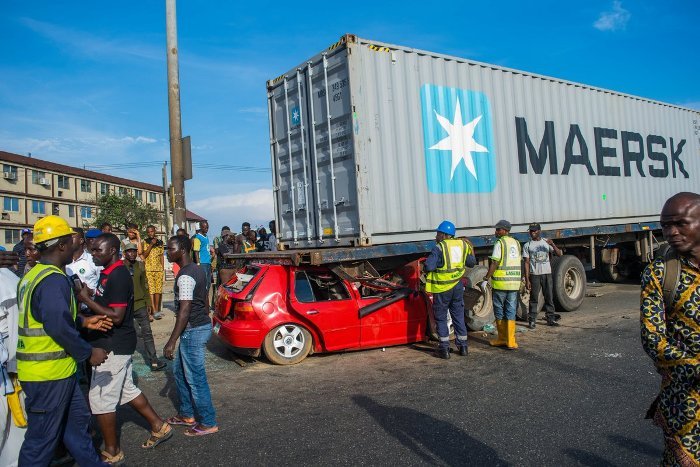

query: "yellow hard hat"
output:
33 216 75 244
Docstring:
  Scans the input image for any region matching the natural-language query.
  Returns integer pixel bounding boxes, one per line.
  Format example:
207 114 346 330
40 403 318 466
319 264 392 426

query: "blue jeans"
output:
173 323 216 427
20 374 104 467
200 264 212 291
433 281 468 350
493 290 518 320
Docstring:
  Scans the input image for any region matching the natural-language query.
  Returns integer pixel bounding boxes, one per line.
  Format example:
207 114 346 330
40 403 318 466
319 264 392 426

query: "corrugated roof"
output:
186 209 206 221
0 150 163 192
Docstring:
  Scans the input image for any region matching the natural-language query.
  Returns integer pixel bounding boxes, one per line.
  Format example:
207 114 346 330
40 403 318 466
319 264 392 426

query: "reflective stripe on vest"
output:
492 236 522 291
17 264 77 382
426 239 470 293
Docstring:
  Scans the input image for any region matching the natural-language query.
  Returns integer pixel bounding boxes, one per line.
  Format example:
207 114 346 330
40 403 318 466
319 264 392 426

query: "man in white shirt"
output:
66 228 100 292
0 251 27 467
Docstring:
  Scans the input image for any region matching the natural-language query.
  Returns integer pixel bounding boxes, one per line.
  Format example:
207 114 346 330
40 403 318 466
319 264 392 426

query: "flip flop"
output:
165 415 196 426
184 424 219 437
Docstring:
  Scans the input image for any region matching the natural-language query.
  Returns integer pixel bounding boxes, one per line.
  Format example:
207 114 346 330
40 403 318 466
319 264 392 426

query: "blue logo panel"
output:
420 84 496 193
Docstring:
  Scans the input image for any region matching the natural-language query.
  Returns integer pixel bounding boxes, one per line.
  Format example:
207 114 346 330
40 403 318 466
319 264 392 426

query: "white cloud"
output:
19 17 163 62
189 188 274 234
593 1 631 32
239 107 268 115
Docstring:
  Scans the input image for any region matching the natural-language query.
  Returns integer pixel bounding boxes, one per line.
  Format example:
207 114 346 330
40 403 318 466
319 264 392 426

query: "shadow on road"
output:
352 395 508 466
608 434 662 458
562 448 616 466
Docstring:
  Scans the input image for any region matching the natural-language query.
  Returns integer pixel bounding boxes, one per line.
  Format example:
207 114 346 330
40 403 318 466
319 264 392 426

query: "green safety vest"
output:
491 236 522 291
16 263 78 382
426 239 470 294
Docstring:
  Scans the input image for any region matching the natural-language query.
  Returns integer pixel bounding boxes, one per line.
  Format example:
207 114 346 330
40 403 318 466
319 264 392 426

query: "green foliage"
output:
92 193 163 233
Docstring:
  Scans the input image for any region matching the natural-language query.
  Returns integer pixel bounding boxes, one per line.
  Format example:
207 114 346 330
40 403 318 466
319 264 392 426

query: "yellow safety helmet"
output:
33 215 75 244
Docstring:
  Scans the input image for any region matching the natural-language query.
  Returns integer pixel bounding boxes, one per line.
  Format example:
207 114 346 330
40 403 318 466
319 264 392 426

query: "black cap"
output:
528 223 541 231
495 219 511 230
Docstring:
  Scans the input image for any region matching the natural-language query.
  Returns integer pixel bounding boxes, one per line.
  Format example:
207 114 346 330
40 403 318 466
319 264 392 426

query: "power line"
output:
84 161 271 173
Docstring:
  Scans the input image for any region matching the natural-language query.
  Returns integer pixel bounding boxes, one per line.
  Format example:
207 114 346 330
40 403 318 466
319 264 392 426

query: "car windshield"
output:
224 265 260 293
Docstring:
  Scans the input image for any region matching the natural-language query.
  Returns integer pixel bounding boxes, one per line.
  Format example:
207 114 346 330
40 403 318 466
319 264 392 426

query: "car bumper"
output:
212 315 265 357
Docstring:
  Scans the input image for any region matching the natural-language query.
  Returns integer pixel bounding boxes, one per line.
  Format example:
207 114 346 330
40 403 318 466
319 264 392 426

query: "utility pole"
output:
162 161 172 234
165 0 186 228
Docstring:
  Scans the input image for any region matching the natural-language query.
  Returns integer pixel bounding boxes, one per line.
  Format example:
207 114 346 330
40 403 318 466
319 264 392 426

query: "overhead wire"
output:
84 161 271 173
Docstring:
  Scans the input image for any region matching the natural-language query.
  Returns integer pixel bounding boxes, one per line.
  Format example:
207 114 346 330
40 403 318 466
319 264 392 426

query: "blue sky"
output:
1 1 698 235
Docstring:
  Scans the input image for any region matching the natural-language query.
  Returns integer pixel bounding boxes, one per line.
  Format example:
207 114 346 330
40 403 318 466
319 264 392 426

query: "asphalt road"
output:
112 281 663 466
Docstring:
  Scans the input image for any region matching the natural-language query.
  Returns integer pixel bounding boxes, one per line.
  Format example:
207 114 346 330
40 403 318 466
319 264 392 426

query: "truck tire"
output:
517 281 543 321
428 310 454 341
551 255 586 312
464 266 494 331
599 262 623 283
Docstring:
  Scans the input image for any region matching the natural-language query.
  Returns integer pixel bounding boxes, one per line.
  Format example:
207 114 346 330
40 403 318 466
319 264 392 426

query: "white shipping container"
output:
267 34 699 250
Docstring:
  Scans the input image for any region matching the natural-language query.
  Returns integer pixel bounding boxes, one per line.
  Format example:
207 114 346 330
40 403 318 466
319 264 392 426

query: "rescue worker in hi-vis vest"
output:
424 221 476 359
17 215 113 466
481 219 522 350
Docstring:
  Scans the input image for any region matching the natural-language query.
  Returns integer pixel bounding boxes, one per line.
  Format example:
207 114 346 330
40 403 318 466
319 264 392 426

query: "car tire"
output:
262 324 312 365
551 255 586 312
464 266 494 331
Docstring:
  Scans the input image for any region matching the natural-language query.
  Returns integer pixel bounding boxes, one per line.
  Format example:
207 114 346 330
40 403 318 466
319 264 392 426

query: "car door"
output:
357 290 429 348
288 269 360 351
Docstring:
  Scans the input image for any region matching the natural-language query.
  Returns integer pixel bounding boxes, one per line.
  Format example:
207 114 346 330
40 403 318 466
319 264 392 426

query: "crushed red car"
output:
212 260 431 364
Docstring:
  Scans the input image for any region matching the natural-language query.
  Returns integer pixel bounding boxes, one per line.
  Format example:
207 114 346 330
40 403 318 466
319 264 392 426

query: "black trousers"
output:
529 273 556 322
133 306 158 365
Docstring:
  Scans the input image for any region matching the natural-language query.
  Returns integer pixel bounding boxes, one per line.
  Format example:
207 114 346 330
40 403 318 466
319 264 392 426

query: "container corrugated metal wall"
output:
268 34 699 250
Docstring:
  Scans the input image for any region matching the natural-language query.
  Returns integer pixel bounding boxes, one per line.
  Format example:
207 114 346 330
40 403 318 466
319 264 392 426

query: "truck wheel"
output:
518 281 543 321
599 263 623 283
464 266 494 331
428 311 454 341
551 255 586 312
262 324 312 365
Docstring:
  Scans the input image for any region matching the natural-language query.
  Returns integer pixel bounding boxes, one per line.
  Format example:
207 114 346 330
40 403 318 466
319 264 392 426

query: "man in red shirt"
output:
78 233 172 463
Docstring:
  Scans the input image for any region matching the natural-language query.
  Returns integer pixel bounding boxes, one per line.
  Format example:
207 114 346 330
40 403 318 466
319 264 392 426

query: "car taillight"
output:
232 301 259 320
216 293 233 320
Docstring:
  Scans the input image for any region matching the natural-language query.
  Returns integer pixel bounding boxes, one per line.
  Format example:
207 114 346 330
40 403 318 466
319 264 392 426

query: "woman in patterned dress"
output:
141 225 165 320
640 192 700 466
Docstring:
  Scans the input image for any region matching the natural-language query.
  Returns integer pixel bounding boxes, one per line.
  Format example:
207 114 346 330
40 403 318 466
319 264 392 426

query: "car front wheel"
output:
262 324 312 365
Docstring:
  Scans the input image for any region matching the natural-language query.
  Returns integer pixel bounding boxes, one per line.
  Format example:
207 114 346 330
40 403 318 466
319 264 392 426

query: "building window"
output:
32 200 45 214
149 192 157 203
118 187 127 195
2 164 17 178
81 206 92 218
57 175 70 189
68 205 75 217
100 183 110 195
80 179 92 193
3 197 19 212
5 229 20 245
32 170 46 184
134 189 142 200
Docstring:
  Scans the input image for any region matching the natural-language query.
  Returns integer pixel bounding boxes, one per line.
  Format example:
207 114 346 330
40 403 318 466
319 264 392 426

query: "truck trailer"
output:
225 34 698 340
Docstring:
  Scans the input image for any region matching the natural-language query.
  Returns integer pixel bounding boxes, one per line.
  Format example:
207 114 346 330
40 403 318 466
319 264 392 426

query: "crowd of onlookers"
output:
0 215 232 465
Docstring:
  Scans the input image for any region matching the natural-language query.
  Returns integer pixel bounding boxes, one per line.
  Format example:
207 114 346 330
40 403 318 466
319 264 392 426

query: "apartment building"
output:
1 150 167 250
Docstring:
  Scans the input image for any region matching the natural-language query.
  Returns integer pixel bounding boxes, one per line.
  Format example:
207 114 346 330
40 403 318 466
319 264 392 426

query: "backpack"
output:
661 249 681 311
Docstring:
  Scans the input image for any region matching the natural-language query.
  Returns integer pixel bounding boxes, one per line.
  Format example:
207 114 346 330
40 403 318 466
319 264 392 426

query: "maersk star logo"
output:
420 84 496 193
291 106 301 126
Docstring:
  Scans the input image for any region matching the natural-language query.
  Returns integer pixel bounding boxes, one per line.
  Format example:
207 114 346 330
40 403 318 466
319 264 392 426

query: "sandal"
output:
101 450 125 466
165 415 196 426
148 314 154 322
142 421 173 449
184 423 219 437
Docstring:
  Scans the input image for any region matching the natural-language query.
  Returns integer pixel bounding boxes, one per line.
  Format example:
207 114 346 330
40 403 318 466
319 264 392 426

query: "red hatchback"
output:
212 261 430 364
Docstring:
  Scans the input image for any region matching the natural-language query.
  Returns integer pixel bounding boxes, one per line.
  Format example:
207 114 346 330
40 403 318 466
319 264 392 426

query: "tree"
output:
92 193 163 233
